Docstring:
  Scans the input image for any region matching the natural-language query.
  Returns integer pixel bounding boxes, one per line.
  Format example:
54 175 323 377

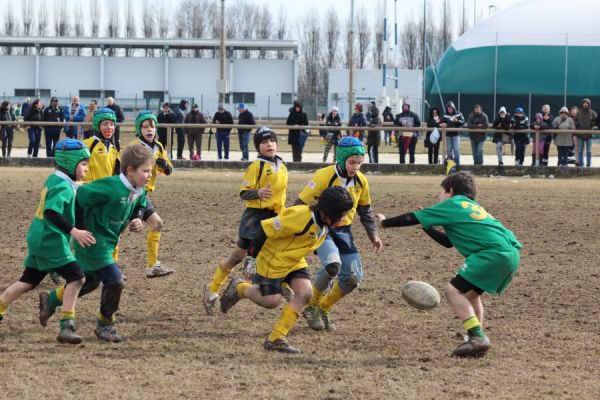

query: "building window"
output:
281 93 292 105
144 91 165 101
232 92 255 104
15 89 50 98
79 90 101 98
104 90 116 98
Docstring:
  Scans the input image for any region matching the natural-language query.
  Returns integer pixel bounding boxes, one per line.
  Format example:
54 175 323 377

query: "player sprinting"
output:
219 186 354 354
129 111 174 278
377 172 522 357
297 136 383 331
0 139 93 344
203 127 288 315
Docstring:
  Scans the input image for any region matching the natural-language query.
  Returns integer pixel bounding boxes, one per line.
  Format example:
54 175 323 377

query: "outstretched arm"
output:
377 212 420 228
422 227 453 248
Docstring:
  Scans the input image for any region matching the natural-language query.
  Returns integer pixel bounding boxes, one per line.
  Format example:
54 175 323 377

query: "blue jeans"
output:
578 137 592 167
216 131 230 160
27 127 42 157
64 126 78 139
557 146 570 166
314 226 363 294
45 128 61 157
447 135 461 165
470 138 485 165
238 130 251 161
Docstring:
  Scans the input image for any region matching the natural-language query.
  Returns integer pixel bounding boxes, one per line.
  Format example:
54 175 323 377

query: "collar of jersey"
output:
334 166 356 188
54 170 78 192
311 211 328 238
138 137 159 154
119 173 144 201
257 155 282 171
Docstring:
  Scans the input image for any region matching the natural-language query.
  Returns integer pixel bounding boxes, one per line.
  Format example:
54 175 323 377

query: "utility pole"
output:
443 0 447 51
422 0 427 116
218 0 226 104
348 0 355 120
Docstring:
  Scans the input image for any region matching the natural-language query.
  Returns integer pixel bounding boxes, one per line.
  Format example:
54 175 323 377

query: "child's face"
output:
75 160 89 181
258 138 277 158
141 120 156 142
320 210 349 227
100 120 115 139
439 187 453 202
345 155 364 177
127 160 153 188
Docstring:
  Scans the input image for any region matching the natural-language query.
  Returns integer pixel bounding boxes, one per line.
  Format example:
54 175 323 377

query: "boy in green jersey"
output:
377 172 521 358
0 139 93 344
39 144 158 343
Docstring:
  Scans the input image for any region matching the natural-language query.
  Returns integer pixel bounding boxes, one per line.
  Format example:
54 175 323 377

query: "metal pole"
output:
394 0 399 110
493 32 498 115
443 0 447 50
348 0 355 121
473 0 477 25
219 0 226 105
564 33 568 106
381 0 387 98
422 0 427 117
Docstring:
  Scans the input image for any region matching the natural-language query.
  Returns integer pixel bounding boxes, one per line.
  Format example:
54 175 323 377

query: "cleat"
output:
57 320 83 344
38 291 55 327
145 262 174 278
202 284 219 316
320 309 336 332
95 324 124 343
280 282 295 303
303 306 324 331
49 272 63 285
220 278 243 314
452 335 491 358
264 336 300 354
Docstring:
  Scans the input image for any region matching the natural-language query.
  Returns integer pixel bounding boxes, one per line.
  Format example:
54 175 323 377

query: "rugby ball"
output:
401 280 440 310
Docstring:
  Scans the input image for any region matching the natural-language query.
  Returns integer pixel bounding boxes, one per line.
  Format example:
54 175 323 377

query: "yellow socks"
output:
147 230 161 267
319 282 346 312
112 245 120 263
97 312 115 326
463 315 485 338
47 285 65 310
309 286 323 308
60 310 75 321
0 299 7 319
268 304 300 342
208 263 231 294
236 282 251 298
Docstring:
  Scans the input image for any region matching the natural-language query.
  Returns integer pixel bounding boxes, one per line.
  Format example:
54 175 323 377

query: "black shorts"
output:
252 268 311 296
237 208 277 249
19 262 85 287
143 197 156 221
450 274 484 295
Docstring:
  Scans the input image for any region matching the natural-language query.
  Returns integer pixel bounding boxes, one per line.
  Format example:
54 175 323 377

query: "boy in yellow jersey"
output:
0 139 92 344
297 137 383 331
82 108 120 182
203 127 288 315
220 186 354 353
129 111 174 278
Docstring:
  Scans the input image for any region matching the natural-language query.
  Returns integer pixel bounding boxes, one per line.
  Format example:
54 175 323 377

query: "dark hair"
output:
0 101 9 113
26 99 42 119
441 172 476 200
121 143 154 175
354 103 363 113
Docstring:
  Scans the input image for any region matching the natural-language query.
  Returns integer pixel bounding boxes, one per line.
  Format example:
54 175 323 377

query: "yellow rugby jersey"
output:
298 165 371 227
240 156 287 214
258 205 328 279
129 138 173 192
82 136 120 182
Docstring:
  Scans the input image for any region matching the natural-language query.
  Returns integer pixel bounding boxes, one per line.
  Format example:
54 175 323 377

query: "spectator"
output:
172 99 188 159
42 97 65 157
492 107 512 167
317 113 328 145
105 97 125 151
323 106 342 163
286 100 308 162
0 101 16 158
184 104 206 160
511 107 530 166
366 105 382 163
157 102 176 149
569 106 579 166
236 102 255 161
443 101 465 165
553 107 575 166
24 99 44 157
212 103 233 160
575 99 596 167
83 99 98 139
382 106 394 145
63 96 86 139
425 107 445 165
14 103 22 119
466 104 489 165
530 113 547 166
394 103 421 164
539 104 554 166
348 103 367 141
21 98 32 120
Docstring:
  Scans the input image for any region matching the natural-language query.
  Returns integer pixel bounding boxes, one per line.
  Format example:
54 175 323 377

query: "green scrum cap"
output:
92 107 117 133
135 111 158 137
54 139 91 178
335 136 365 171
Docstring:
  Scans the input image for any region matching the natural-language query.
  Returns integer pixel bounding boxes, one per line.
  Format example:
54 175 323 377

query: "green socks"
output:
463 316 485 339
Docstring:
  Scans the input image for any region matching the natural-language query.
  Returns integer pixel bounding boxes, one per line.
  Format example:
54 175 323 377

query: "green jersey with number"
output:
414 195 521 257
74 175 146 271
25 172 77 270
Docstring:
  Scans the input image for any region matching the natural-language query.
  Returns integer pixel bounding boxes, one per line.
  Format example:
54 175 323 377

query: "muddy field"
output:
1 167 599 399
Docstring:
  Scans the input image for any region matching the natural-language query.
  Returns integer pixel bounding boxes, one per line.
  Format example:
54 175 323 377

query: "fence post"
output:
267 95 271 121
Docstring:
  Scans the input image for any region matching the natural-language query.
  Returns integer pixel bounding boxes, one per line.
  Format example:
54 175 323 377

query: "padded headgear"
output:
92 107 117 133
54 139 90 178
135 111 158 137
335 136 365 171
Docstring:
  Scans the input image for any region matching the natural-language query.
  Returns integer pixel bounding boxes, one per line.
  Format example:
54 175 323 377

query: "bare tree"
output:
106 0 122 56
90 0 101 56
206 0 221 58
36 2 49 55
22 0 34 55
157 1 170 39
324 7 340 69
343 17 356 69
3 2 18 55
173 4 189 57
254 5 272 59
54 0 72 56
356 7 371 69
275 6 288 60
400 20 419 69
189 0 208 58
372 1 385 69
124 0 137 56
142 1 156 56
297 10 324 97
74 4 85 56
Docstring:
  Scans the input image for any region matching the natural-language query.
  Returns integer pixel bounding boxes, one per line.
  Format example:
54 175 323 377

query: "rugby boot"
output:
95 324 124 343
264 336 300 354
145 262 174 278
452 335 491 358
303 306 324 331
57 319 83 345
220 278 244 314
320 309 336 332
202 283 219 316
38 291 55 327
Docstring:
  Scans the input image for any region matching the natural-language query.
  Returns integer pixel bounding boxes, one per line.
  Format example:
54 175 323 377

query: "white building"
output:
0 37 298 119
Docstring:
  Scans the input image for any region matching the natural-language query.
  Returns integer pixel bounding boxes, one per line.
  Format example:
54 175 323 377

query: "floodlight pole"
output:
219 0 226 104
348 0 355 120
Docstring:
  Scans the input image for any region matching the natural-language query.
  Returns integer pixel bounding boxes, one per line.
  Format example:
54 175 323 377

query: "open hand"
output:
375 213 386 226
258 184 273 200
70 228 96 247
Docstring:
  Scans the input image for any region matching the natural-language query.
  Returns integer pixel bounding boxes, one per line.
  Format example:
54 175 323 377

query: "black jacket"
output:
286 103 308 145
157 111 176 135
213 110 234 134
237 110 256 134
184 110 207 135
492 114 512 143
43 105 65 130
106 103 125 123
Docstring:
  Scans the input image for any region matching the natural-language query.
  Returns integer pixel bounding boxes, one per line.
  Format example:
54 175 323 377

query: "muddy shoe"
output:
303 306 324 331
452 335 491 358
264 336 300 354
202 284 219 316
280 282 295 303
49 272 63 285
57 320 83 345
145 262 174 278
95 324 124 343
320 309 336 332
38 291 55 327
220 278 243 314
